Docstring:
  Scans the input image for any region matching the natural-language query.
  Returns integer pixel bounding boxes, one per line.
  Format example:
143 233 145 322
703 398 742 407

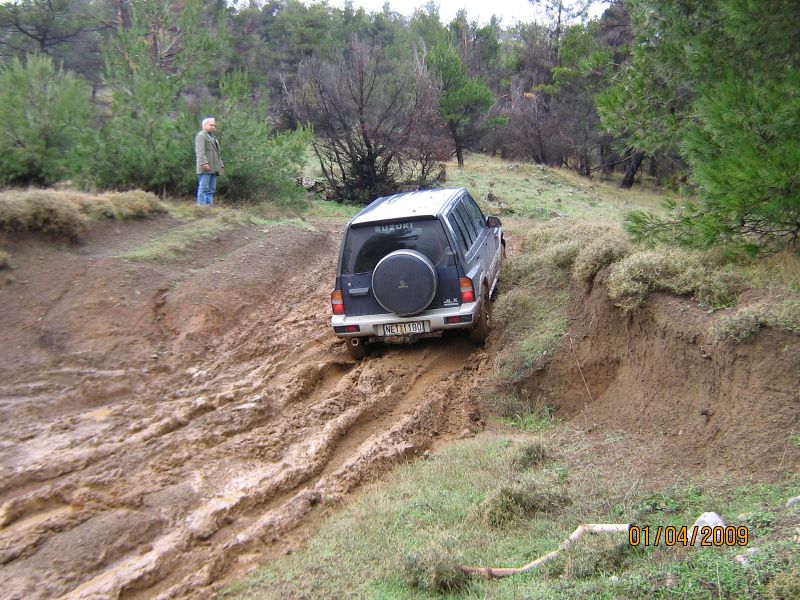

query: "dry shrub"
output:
511 442 547 471
572 229 631 281
0 191 87 239
521 220 624 276
766 564 800 600
479 483 571 528
607 248 740 310
562 541 638 580
548 239 583 269
74 195 116 218
400 537 471 594
0 189 165 240
524 220 611 252
710 299 800 342
103 191 166 219
503 252 568 288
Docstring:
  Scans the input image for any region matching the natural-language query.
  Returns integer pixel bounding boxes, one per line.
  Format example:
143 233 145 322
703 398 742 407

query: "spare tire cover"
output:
372 249 438 316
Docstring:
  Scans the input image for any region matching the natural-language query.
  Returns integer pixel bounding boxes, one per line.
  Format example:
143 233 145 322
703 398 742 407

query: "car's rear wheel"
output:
372 250 438 316
469 284 491 344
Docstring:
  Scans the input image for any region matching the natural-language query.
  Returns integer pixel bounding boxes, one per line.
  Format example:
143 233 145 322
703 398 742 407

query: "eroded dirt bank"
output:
524 272 800 478
0 217 485 599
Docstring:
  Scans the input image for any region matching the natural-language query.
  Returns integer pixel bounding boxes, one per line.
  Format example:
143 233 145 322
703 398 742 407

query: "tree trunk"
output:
648 156 657 177
620 151 645 189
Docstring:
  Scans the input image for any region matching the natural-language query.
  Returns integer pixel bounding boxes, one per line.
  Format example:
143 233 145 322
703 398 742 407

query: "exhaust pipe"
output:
349 337 360 347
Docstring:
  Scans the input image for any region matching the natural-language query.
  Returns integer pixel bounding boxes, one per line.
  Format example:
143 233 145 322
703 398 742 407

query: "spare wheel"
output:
372 249 438 316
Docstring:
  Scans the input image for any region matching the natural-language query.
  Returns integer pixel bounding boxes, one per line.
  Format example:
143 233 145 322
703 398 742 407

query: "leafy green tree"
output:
601 0 800 253
87 0 227 196
214 70 311 204
426 43 493 167
0 0 111 88
0 54 93 185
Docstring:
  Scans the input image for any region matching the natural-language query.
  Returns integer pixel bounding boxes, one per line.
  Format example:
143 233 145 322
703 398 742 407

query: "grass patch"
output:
478 482 572 528
0 189 166 241
223 431 799 599
443 153 665 223
118 206 315 263
119 217 234 262
493 287 569 381
305 197 362 219
709 299 800 342
607 248 742 310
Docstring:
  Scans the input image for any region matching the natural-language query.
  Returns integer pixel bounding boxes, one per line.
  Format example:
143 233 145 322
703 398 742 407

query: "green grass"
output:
119 205 315 263
305 198 362 219
444 153 665 223
222 432 799 599
119 217 235 262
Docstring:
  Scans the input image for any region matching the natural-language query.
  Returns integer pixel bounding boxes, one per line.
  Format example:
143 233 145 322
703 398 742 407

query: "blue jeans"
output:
197 173 217 205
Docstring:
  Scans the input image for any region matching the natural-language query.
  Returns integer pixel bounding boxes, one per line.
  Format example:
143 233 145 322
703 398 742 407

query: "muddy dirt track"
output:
0 216 486 599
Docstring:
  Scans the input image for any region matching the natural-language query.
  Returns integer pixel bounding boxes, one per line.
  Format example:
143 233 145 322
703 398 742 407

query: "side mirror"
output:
486 215 502 228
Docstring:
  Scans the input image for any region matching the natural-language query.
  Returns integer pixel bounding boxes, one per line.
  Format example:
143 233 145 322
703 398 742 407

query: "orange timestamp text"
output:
628 524 750 547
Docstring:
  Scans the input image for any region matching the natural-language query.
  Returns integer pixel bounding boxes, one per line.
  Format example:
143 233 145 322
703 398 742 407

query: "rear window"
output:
341 219 455 274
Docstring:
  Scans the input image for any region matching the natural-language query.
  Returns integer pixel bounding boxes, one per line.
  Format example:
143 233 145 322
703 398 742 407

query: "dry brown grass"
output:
0 189 166 240
0 250 10 269
607 248 741 310
709 299 800 342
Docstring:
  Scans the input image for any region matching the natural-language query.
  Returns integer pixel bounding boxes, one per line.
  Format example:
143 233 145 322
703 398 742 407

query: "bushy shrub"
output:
0 54 93 186
572 229 631 281
0 192 87 240
511 442 548 471
478 483 571 528
710 299 800 342
607 248 739 309
400 537 471 594
213 71 311 205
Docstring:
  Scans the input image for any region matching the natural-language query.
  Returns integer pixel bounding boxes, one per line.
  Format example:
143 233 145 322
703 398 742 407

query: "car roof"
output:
349 188 465 226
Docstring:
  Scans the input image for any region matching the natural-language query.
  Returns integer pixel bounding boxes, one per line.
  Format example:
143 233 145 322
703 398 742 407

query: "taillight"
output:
459 278 475 303
331 289 345 315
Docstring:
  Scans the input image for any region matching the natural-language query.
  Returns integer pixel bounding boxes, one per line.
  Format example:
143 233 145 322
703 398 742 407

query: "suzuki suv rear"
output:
331 188 504 358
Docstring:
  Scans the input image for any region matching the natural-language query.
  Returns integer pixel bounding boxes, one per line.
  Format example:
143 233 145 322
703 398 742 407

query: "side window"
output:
447 213 469 254
452 207 476 251
463 194 486 233
456 203 479 241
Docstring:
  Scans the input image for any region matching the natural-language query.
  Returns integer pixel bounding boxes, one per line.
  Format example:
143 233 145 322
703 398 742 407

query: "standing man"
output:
195 117 224 205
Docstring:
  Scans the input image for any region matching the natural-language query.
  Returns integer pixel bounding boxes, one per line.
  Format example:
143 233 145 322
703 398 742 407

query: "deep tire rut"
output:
0 220 489 599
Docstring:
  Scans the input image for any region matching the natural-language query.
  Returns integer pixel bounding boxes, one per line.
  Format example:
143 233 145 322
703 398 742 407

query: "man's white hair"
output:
201 117 216 127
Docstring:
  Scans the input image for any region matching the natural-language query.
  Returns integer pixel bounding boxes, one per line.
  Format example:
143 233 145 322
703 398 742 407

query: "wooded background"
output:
1 0 797 253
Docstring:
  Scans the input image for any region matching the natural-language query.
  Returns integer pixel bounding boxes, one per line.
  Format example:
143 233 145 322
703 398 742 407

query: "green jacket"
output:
195 131 224 174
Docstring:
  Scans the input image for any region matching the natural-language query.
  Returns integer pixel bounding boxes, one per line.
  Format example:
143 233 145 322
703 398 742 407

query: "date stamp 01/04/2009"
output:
628 525 750 547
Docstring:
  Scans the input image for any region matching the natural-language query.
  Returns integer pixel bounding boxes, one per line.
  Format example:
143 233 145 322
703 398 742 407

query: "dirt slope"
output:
1 214 797 599
0 216 486 599
524 272 800 479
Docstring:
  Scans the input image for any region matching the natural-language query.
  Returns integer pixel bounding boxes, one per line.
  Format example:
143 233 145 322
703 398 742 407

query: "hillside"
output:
0 159 798 599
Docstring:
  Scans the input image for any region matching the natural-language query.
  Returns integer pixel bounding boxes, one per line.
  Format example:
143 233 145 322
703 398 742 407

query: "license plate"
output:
384 321 425 336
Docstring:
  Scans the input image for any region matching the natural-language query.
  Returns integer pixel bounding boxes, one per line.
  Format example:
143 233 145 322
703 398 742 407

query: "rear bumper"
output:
331 303 477 339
